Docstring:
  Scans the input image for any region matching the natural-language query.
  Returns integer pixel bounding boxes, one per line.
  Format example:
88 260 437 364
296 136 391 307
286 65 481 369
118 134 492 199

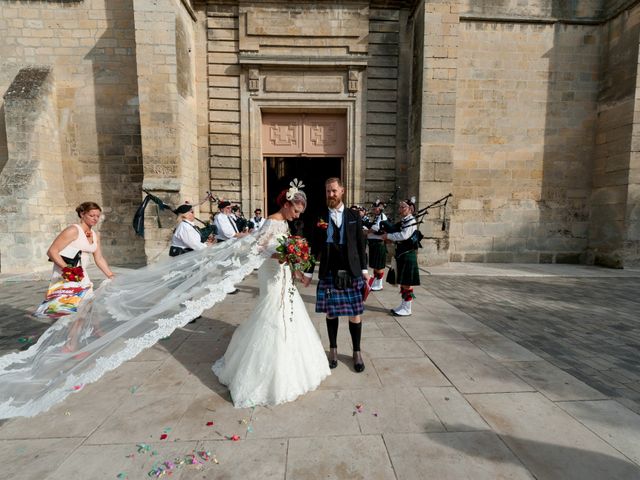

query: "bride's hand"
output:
292 270 303 281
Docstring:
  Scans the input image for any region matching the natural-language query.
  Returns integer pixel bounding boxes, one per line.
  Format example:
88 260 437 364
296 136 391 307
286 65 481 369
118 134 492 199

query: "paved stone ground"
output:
423 268 640 414
0 263 639 479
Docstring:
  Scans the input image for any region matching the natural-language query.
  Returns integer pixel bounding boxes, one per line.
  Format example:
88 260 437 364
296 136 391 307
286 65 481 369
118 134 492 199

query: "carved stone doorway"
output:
264 156 342 241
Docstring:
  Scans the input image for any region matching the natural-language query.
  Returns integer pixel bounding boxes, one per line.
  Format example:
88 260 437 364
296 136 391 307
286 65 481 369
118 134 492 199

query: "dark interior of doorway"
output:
265 156 342 241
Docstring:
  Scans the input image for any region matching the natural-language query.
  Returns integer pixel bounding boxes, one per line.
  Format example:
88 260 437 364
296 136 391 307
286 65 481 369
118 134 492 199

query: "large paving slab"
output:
287 435 396 480
558 399 640 465
467 392 640 479
418 339 535 394
384 431 535 480
503 360 608 402
0 438 84 480
420 386 490 432
84 393 195 445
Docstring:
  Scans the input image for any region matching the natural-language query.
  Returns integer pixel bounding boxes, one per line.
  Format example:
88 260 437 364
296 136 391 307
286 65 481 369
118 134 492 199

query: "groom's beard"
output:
327 197 342 209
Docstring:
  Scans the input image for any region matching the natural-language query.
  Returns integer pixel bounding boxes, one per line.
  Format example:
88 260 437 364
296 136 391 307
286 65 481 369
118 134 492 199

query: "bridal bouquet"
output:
276 235 315 272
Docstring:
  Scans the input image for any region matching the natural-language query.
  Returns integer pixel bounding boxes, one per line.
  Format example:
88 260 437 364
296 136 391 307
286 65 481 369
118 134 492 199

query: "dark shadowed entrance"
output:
264 156 342 240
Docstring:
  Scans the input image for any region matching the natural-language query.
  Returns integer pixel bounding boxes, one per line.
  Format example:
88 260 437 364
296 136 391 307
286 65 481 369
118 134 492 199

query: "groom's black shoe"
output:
353 351 365 373
328 347 338 369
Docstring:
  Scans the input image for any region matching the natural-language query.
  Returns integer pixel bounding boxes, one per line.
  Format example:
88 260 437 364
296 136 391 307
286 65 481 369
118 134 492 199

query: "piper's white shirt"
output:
171 220 206 251
368 212 388 240
253 216 265 230
214 213 239 241
386 214 416 242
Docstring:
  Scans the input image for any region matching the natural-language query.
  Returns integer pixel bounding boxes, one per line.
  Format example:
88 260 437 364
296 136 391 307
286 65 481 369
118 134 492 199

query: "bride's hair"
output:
276 189 307 209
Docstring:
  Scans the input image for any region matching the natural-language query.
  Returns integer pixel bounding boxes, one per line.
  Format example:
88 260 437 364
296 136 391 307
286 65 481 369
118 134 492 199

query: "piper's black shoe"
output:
353 351 365 373
328 347 338 369
229 289 239 295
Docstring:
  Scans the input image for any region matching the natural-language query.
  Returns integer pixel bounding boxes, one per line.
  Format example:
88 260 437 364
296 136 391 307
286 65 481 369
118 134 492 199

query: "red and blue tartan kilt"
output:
316 275 365 317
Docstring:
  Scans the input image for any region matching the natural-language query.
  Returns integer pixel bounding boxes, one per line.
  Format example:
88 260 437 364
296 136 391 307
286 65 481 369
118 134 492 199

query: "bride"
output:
212 186 330 407
0 182 327 419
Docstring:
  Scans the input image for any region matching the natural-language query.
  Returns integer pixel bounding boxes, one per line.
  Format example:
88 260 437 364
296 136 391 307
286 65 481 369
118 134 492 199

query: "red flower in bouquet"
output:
62 266 84 283
276 235 315 272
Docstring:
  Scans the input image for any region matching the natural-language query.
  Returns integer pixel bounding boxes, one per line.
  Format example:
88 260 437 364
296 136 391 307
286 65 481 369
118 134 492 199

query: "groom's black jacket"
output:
307 207 367 279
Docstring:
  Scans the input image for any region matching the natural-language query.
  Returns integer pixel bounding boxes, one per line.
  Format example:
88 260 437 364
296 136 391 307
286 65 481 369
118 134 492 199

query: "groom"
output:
302 177 369 372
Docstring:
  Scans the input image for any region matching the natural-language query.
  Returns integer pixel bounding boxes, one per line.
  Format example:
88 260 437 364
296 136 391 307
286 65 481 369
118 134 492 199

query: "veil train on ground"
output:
0 229 272 419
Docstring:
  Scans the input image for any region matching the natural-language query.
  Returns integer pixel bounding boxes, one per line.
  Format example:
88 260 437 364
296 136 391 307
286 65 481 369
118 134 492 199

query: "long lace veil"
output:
0 224 278 419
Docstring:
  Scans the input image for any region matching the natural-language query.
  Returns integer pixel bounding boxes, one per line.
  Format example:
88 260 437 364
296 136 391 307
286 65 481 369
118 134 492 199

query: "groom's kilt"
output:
316 275 365 317
367 239 387 270
391 250 421 286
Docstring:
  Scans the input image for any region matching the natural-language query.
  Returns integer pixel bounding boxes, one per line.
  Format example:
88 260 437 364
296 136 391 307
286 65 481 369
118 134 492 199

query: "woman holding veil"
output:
0 181 327 419
212 182 330 408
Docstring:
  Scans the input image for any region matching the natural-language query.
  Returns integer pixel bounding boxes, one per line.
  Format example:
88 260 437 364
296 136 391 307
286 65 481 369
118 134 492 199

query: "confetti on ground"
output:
373 412 379 417
17 336 34 344
72 384 84 391
136 443 151 454
116 473 127 479
247 426 253 433
229 435 240 441
160 433 168 440
129 385 139 394
163 427 172 433
206 421 214 426
64 411 71 416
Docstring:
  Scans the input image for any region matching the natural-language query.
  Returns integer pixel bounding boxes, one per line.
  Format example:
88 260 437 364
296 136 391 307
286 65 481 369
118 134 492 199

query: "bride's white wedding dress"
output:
212 219 330 408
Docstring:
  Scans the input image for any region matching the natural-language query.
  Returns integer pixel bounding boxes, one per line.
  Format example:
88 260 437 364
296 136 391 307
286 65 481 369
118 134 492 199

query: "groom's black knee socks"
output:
348 321 362 352
326 317 339 349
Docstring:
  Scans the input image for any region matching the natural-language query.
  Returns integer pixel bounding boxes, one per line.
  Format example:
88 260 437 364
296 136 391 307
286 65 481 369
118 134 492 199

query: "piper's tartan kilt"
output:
367 240 387 270
316 275 365 317
392 250 421 286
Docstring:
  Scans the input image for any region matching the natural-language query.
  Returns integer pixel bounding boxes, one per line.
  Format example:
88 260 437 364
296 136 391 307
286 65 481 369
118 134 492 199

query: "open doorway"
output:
265 156 342 240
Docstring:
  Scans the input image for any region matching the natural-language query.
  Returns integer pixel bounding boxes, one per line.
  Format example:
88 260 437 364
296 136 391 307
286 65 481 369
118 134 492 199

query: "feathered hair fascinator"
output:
286 178 305 200
373 198 385 208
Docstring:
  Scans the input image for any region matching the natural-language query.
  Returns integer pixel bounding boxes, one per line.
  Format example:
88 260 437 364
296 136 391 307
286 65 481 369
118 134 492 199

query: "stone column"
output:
0 67 66 273
133 0 199 259
415 0 459 265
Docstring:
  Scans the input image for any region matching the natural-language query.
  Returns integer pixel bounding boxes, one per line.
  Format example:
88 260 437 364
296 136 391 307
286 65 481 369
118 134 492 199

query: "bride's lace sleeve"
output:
252 219 287 258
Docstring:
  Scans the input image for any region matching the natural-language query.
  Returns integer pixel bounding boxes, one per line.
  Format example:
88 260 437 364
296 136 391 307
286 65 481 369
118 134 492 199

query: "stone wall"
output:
133 0 201 261
0 0 144 273
0 67 67 273
589 4 640 267
451 12 601 263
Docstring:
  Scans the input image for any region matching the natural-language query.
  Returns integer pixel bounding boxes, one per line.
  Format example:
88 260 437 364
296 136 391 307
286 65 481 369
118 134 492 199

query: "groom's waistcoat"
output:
325 217 348 273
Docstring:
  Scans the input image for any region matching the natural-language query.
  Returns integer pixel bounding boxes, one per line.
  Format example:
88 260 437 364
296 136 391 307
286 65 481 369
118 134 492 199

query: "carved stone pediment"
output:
238 1 369 60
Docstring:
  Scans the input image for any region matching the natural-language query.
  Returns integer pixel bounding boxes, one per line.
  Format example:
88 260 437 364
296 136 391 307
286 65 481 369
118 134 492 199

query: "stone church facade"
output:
1 0 639 273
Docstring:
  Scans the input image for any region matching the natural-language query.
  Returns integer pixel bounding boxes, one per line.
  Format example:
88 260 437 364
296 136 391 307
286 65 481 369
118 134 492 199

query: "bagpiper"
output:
381 197 420 316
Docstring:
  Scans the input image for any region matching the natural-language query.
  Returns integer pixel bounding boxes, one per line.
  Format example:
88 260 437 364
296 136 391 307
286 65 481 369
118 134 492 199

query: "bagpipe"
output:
362 186 401 229
231 208 254 232
378 193 453 250
132 189 219 242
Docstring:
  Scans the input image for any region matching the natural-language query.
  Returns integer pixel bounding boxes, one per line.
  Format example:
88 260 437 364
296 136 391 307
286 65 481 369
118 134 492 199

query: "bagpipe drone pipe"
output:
133 190 218 242
377 193 453 249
